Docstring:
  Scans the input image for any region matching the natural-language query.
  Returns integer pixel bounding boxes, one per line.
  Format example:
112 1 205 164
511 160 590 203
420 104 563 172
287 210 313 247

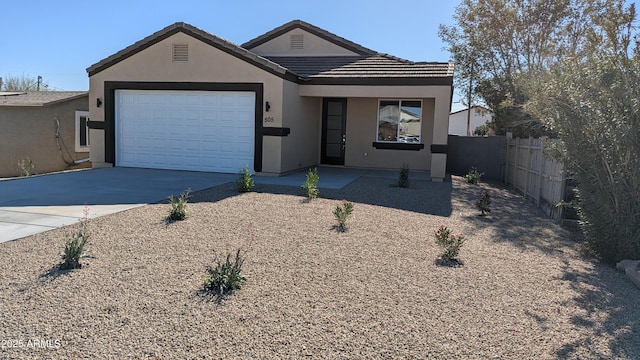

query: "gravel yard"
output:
1 175 638 359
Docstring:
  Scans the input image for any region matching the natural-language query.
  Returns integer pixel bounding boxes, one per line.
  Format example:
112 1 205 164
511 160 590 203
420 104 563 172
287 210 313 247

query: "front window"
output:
377 100 422 143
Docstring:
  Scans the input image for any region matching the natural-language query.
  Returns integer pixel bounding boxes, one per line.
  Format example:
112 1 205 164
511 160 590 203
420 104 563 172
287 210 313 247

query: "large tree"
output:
525 5 639 263
439 0 634 136
1 74 49 91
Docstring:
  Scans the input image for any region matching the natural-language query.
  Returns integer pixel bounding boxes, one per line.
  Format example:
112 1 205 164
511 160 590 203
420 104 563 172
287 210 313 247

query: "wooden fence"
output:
505 136 566 221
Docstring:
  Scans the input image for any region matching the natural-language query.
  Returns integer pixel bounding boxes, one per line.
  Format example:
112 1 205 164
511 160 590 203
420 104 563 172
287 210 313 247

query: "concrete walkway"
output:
0 166 430 243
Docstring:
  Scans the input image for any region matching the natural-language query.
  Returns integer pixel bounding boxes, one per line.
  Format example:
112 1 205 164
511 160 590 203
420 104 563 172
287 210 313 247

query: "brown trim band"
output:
261 127 290 136
103 81 264 172
430 144 448 154
372 142 425 151
87 120 105 130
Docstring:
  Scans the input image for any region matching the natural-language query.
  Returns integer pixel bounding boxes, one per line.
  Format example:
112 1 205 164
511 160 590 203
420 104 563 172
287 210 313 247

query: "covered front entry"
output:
321 98 347 165
115 89 255 173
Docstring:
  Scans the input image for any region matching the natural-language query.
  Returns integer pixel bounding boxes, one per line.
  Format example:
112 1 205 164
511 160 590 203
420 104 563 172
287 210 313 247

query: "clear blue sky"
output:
1 0 459 94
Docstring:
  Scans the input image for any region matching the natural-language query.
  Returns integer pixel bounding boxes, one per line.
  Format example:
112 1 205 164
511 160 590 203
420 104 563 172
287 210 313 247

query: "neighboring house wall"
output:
88 31 286 173
449 107 492 136
0 96 89 177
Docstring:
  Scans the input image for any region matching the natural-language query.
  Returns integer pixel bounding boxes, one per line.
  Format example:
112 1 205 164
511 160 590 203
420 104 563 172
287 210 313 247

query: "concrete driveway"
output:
0 166 404 243
0 167 239 243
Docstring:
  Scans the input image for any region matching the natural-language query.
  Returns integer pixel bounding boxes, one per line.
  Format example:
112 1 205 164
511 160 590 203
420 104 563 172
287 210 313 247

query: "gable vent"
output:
172 44 189 62
289 34 304 49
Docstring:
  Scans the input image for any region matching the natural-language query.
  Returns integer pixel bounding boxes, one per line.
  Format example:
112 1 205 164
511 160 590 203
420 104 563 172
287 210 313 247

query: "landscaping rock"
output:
616 259 640 290
616 259 640 272
626 267 640 290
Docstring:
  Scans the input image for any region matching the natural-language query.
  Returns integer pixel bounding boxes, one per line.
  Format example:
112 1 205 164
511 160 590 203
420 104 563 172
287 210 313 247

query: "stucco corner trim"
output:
372 142 425 151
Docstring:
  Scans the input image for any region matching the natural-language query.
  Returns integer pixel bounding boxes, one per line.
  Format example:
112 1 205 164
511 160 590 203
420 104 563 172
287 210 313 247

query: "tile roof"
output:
86 21 453 85
0 91 88 107
242 19 377 56
265 55 453 85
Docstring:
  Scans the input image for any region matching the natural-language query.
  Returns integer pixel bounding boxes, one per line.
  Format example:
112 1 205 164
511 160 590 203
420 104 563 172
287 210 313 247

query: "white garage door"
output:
116 90 255 173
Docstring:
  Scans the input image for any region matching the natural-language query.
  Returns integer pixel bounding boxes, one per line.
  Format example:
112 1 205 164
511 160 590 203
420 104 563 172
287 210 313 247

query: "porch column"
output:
431 95 451 182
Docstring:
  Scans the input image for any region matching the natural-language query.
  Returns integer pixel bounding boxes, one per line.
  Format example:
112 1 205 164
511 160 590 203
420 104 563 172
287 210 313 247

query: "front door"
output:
321 98 347 165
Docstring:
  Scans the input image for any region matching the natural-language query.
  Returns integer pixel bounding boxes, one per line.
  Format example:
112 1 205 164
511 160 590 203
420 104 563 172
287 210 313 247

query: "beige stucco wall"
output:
280 81 321 173
344 98 434 171
88 32 286 173
249 29 360 56
300 85 452 180
0 96 89 177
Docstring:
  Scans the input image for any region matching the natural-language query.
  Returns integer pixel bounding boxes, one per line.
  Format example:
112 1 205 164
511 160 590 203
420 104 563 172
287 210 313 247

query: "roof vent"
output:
289 34 304 49
172 44 189 62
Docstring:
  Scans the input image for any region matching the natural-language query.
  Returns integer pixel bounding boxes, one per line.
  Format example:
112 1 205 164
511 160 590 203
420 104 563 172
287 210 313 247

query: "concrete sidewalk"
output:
0 166 430 243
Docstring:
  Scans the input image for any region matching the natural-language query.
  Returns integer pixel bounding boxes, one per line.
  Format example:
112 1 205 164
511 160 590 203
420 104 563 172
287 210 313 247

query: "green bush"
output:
167 189 191 221
476 191 492 216
18 156 34 177
60 214 90 270
203 249 247 295
434 225 465 261
301 167 320 200
464 167 483 185
527 53 640 263
237 165 255 193
398 163 410 188
333 201 354 232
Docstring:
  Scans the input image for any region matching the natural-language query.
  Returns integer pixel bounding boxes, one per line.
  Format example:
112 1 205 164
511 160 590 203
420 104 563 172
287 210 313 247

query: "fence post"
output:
504 132 512 184
536 138 545 206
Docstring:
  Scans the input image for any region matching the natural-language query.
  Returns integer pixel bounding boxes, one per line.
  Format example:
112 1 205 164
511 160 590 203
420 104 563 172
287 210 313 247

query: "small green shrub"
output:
167 189 191 221
398 163 410 188
203 249 247 295
18 156 34 177
434 225 465 260
333 201 354 232
301 167 320 200
60 209 90 270
464 167 484 185
476 191 492 216
237 165 255 193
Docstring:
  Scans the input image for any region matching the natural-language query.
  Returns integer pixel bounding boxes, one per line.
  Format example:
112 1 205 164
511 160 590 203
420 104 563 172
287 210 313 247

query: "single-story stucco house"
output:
448 105 493 136
0 91 90 177
86 20 453 181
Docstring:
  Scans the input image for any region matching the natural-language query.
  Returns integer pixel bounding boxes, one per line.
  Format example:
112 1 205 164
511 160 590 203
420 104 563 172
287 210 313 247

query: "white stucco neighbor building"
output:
448 105 492 136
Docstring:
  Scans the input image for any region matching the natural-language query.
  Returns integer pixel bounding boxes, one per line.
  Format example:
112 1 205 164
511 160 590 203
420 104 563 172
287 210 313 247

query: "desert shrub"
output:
398 163 410 188
203 249 247 295
473 124 490 136
60 209 90 270
18 156 34 177
301 167 320 200
476 191 492 216
237 165 255 193
464 167 483 184
434 225 465 260
527 53 640 264
167 189 191 221
333 201 354 232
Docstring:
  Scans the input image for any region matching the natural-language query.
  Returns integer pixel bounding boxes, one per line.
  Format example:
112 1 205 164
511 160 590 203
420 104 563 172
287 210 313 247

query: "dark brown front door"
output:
321 98 347 165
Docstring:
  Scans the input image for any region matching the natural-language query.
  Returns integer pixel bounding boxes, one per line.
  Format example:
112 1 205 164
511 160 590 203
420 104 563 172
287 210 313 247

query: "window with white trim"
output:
377 100 422 143
75 111 90 152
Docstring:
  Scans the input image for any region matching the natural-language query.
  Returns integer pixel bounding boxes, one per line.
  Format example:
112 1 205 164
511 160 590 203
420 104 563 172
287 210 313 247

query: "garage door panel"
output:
116 90 255 173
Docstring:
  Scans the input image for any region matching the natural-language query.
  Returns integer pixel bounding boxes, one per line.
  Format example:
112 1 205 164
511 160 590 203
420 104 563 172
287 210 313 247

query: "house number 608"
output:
264 117 275 123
